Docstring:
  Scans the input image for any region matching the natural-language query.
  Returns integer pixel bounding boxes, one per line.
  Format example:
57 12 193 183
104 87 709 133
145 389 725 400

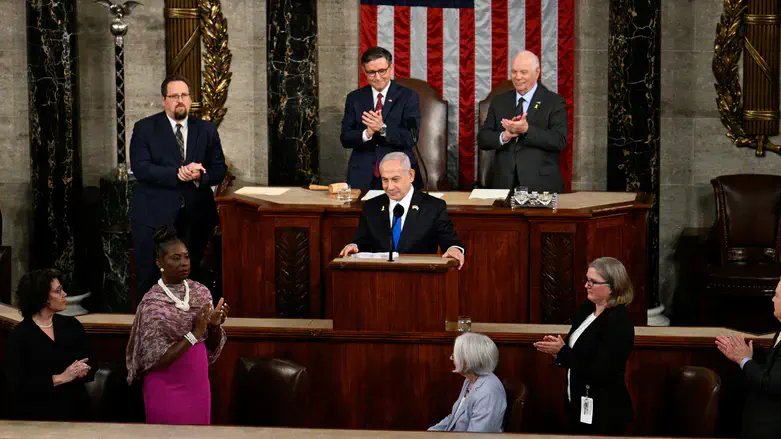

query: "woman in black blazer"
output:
716 279 781 439
534 257 635 435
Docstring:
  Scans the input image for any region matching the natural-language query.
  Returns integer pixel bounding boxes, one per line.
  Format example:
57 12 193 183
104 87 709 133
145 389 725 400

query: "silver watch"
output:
379 124 387 136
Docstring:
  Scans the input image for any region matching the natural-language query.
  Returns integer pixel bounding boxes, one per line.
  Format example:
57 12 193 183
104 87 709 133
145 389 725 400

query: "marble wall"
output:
0 0 31 291
659 0 781 310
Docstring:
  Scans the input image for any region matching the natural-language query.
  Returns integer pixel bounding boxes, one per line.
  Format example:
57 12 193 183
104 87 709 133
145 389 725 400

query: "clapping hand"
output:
209 298 229 327
361 110 384 135
534 335 565 357
715 335 753 364
192 304 210 339
62 358 90 383
500 113 529 135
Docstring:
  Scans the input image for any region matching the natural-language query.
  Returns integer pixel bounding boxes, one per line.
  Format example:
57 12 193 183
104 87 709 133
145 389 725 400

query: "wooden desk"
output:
0 304 766 436
217 186 653 324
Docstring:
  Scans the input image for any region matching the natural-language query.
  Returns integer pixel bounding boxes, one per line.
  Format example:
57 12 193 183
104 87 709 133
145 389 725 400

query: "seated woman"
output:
5 268 93 420
429 332 507 432
126 225 229 425
534 256 635 435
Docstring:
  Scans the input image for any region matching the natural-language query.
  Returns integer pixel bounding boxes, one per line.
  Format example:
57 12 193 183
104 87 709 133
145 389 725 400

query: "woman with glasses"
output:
428 332 506 432
533 257 635 435
5 269 94 420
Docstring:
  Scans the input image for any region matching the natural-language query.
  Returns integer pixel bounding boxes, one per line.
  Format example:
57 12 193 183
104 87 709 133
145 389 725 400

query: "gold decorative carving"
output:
198 0 232 127
713 0 781 155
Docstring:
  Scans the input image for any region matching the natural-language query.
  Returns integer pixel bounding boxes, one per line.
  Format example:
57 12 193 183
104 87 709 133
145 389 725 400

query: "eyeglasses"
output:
165 93 191 101
584 277 610 288
364 67 390 77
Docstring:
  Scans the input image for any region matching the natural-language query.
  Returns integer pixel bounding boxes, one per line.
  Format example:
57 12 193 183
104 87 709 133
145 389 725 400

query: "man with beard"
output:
477 50 567 192
129 74 226 300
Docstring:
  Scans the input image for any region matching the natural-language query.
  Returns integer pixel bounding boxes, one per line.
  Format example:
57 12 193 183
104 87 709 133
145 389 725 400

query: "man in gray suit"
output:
477 50 568 192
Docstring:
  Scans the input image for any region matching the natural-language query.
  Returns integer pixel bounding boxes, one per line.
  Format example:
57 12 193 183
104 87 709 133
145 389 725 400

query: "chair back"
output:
84 362 144 422
670 366 721 437
235 357 310 427
477 80 515 188
711 174 781 264
502 377 528 432
396 78 449 190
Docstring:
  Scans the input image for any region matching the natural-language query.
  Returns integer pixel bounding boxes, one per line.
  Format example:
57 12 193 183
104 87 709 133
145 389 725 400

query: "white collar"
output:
390 185 415 211
166 114 188 132
372 81 392 100
516 82 538 105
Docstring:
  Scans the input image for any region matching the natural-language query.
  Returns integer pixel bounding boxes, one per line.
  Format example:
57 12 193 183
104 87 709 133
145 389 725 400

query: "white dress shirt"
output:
362 82 391 142
499 82 538 145
166 114 188 157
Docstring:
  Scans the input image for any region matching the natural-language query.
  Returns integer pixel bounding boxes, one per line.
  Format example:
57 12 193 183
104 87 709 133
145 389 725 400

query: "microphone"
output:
389 204 405 262
406 117 429 192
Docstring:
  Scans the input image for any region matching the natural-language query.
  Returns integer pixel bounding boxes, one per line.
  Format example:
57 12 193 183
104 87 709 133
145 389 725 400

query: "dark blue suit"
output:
130 111 226 298
340 80 422 190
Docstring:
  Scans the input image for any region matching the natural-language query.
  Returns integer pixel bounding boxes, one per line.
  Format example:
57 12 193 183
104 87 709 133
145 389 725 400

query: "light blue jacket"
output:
428 373 507 432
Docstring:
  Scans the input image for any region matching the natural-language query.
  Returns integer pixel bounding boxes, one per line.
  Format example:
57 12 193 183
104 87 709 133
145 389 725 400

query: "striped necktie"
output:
175 123 185 162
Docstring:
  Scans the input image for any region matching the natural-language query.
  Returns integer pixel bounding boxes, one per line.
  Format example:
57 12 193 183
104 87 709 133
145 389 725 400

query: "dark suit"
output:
741 331 781 439
351 190 463 254
340 80 422 190
555 301 634 435
477 84 567 192
130 111 226 298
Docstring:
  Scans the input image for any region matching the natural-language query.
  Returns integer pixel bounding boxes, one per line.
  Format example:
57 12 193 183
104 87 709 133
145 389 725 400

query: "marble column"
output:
607 0 661 317
26 0 84 292
267 0 319 185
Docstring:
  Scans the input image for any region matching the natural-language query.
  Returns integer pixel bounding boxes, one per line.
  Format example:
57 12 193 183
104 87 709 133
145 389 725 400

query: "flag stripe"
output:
394 7 411 79
458 7 476 187
410 7 428 80
427 8 444 96
377 5 395 66
540 0 558 92
558 0 574 192
508 0 525 77
525 0 541 72
443 8 460 187
359 5 378 88
474 0 491 179
490 0 508 87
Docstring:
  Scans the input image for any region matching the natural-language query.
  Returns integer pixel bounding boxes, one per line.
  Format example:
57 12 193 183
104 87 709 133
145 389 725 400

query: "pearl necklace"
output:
33 318 53 328
158 278 190 311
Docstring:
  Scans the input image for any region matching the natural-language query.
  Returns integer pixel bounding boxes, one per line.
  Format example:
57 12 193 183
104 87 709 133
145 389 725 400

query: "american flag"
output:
359 0 574 190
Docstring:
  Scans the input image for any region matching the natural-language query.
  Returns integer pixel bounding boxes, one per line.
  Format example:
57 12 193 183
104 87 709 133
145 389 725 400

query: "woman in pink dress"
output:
126 226 229 425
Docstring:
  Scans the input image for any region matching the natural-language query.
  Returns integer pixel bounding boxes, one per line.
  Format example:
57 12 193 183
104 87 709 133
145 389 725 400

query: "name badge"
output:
580 396 594 424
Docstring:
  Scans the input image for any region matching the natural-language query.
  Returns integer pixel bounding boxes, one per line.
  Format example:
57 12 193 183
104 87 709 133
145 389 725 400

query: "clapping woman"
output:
126 225 229 425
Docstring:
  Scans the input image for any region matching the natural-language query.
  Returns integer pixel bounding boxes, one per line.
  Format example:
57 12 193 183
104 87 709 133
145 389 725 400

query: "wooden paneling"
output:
218 193 652 324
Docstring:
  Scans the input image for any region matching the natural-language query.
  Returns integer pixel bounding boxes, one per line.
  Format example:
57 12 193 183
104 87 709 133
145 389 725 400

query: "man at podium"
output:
339 152 465 269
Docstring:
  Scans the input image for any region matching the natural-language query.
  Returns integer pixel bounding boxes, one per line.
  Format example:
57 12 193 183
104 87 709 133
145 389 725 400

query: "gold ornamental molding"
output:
164 0 232 128
713 0 781 155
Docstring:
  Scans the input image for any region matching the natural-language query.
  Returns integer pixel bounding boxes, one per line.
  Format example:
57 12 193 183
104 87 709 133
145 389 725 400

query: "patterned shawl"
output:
126 280 226 384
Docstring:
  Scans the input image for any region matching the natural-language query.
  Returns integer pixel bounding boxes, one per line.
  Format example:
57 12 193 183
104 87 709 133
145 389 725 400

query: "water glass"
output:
337 185 352 201
457 315 472 332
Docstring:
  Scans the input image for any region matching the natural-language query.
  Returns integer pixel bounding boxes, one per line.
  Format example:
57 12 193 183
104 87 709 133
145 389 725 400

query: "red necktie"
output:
373 93 384 178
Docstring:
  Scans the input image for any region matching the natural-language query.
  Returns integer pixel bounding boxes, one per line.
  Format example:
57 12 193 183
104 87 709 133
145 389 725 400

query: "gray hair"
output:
513 50 540 70
589 256 634 307
380 152 411 172
453 332 499 376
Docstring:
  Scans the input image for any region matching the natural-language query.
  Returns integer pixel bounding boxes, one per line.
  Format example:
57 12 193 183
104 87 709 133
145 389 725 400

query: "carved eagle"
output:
95 0 142 16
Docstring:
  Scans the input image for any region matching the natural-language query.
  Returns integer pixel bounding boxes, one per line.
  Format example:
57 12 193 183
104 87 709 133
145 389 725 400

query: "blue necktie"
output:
392 214 402 250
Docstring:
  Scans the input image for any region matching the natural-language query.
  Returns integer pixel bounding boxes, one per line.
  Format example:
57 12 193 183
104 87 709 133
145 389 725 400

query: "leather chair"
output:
502 377 528 432
234 357 310 427
476 80 515 188
704 174 781 333
84 362 145 422
668 366 721 437
395 78 449 190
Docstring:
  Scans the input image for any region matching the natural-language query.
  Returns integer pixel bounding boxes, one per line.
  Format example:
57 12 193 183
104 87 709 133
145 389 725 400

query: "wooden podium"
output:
329 255 459 332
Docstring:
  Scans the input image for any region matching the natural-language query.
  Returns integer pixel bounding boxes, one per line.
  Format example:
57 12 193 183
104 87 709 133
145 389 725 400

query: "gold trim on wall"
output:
198 0 232 127
714 0 781 155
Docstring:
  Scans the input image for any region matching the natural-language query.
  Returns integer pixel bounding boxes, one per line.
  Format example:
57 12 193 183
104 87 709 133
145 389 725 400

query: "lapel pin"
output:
412 205 419 210
388 99 392 103
381 205 385 212
534 101 541 109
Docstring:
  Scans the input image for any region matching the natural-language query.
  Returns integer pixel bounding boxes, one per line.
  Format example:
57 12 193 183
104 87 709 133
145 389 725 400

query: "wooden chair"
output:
476 80 514 188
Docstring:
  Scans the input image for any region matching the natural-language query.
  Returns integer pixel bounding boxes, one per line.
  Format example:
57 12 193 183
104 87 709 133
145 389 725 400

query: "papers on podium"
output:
235 186 290 196
469 189 509 199
361 190 385 201
351 252 400 259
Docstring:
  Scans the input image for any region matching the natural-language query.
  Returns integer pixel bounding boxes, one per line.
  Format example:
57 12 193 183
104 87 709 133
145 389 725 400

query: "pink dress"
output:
142 343 211 425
